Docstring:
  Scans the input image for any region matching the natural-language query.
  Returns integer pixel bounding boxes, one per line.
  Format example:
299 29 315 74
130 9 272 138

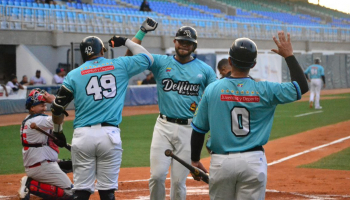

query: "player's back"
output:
63 55 150 128
305 64 324 79
199 77 300 154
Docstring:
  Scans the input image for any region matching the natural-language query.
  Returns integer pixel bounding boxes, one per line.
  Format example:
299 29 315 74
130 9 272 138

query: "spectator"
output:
53 68 66 84
140 0 151 12
20 75 29 85
30 70 47 85
217 58 231 78
45 0 56 4
6 74 24 92
142 72 156 84
1 84 9 97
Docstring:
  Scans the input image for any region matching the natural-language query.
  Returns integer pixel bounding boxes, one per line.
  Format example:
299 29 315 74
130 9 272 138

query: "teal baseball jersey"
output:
150 54 217 119
191 77 301 154
63 54 151 128
304 64 324 79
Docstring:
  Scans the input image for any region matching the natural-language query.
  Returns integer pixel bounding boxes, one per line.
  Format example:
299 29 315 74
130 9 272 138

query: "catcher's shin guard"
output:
27 179 73 200
98 189 115 200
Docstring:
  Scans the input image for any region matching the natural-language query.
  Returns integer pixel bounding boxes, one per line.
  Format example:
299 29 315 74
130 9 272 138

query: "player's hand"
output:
53 131 67 148
43 92 55 103
140 17 158 33
191 161 208 181
108 36 128 48
271 31 293 58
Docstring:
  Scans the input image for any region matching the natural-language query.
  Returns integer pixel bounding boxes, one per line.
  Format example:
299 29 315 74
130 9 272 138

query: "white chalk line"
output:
2 136 350 199
268 135 350 166
295 111 323 117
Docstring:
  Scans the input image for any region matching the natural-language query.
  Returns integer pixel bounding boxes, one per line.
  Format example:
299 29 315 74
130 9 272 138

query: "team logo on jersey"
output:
162 78 200 96
197 74 203 78
166 67 172 72
237 84 243 87
189 101 197 113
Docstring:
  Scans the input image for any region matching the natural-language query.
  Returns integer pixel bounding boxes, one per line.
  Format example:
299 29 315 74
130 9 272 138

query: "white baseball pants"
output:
309 78 323 108
209 151 267 200
71 125 122 193
149 116 192 200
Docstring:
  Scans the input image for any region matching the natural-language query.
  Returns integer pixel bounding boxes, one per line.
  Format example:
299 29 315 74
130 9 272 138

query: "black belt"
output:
159 113 189 125
212 146 264 155
86 122 119 128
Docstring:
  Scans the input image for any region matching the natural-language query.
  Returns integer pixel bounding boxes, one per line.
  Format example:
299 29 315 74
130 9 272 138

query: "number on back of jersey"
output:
86 74 117 101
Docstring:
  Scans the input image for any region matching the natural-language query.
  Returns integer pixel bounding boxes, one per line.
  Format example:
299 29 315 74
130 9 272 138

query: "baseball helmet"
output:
25 88 46 110
229 38 257 68
175 26 198 44
314 57 321 64
80 36 107 62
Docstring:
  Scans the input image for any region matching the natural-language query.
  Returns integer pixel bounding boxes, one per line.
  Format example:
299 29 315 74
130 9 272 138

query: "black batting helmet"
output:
229 38 257 68
314 57 321 64
175 26 198 51
80 36 107 62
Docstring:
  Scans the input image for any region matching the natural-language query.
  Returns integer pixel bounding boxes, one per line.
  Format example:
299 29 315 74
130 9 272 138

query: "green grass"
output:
0 94 349 174
300 147 350 170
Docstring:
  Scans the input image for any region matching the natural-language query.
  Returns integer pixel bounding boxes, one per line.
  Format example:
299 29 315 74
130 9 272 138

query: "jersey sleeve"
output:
262 81 301 105
117 54 151 77
36 116 53 130
304 66 310 74
62 72 74 92
206 67 217 86
191 89 210 134
148 54 163 76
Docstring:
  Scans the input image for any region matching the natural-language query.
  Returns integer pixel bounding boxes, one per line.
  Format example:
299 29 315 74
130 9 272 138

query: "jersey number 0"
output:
231 107 250 137
86 74 117 101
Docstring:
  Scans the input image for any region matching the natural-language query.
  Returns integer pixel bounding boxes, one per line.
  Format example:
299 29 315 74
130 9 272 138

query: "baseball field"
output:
0 88 350 199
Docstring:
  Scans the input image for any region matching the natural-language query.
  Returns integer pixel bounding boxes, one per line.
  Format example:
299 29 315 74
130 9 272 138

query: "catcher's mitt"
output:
58 159 72 173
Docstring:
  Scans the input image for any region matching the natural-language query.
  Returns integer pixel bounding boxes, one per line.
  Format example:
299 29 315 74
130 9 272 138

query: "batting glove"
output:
108 36 128 48
140 17 158 33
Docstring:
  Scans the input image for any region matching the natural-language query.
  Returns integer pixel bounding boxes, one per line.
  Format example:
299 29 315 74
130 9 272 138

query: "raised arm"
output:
271 31 308 94
125 17 158 56
108 36 154 65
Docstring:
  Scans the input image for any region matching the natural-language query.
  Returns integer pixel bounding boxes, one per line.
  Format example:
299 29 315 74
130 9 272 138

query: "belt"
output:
27 160 54 169
159 113 190 125
86 122 119 128
212 146 264 155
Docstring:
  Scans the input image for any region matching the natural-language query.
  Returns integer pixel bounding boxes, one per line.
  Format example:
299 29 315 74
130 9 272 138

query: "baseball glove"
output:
58 159 73 173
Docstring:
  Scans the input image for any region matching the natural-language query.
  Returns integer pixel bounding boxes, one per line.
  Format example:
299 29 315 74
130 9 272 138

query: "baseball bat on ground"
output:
164 149 209 184
30 123 71 151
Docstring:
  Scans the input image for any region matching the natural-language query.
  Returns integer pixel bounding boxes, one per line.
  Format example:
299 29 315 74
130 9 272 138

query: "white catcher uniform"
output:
304 64 325 109
21 114 72 189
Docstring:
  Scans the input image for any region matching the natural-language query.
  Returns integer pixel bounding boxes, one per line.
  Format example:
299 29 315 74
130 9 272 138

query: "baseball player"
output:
217 58 231 78
304 57 325 109
50 35 154 200
18 88 73 200
126 18 217 200
190 32 308 200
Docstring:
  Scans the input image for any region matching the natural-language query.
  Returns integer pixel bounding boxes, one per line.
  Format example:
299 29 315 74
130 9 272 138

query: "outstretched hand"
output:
140 17 158 33
271 31 293 58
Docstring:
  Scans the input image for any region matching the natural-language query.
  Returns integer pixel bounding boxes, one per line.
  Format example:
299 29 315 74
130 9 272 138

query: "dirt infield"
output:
1 89 350 199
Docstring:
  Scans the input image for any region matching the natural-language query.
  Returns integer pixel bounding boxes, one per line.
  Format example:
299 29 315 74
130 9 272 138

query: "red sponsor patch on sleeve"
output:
220 94 260 102
81 65 115 75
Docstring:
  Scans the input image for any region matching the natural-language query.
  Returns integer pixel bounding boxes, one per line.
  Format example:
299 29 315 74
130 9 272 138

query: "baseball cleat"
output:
309 101 313 108
18 176 30 200
315 106 322 110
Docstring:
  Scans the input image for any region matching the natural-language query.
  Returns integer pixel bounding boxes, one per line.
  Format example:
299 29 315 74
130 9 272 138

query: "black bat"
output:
30 123 71 151
164 149 209 184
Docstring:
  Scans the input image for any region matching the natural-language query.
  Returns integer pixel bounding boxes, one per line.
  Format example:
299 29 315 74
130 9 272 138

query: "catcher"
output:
18 88 73 200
